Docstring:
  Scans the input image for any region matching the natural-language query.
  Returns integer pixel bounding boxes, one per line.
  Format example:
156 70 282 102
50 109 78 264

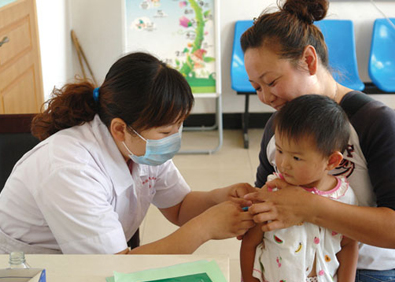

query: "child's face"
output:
274 131 330 188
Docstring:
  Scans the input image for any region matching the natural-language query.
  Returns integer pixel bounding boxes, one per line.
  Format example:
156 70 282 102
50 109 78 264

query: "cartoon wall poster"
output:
123 0 220 94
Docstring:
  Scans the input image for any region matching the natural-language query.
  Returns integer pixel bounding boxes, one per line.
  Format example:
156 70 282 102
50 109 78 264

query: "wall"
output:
35 0 72 100
37 0 395 113
67 0 124 86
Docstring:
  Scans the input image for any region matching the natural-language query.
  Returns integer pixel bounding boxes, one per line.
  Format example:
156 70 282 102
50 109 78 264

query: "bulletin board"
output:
122 0 221 96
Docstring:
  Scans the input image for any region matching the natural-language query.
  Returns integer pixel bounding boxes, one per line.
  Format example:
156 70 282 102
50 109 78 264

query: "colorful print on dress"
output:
273 235 283 244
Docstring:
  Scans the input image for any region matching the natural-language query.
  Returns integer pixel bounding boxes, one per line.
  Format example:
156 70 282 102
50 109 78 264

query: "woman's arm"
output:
336 236 358 282
117 201 255 254
245 179 395 248
240 224 264 282
161 183 256 226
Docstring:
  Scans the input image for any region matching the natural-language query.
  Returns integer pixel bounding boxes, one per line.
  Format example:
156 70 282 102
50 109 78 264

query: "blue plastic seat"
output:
315 20 365 91
368 18 395 93
231 20 255 93
230 20 255 148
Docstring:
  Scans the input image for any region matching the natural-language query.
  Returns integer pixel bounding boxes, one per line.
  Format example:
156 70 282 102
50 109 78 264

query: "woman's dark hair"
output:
273 95 350 157
241 0 329 68
32 52 194 141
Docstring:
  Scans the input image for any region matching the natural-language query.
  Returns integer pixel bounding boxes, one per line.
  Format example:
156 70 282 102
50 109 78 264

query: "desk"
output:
0 254 229 281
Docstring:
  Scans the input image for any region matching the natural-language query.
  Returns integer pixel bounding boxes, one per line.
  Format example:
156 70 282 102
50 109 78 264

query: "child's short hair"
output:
273 95 350 156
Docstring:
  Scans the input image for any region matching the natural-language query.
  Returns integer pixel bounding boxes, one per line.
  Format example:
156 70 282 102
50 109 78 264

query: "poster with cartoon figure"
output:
124 0 218 94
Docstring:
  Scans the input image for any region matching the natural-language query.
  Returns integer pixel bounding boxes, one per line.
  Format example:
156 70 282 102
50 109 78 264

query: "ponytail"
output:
31 81 98 141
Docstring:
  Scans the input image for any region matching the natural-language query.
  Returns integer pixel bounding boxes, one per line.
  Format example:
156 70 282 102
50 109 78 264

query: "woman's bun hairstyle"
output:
282 0 329 24
241 0 330 69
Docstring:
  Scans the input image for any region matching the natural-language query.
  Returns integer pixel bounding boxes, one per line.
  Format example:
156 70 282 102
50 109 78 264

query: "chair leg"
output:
178 95 223 154
242 93 250 149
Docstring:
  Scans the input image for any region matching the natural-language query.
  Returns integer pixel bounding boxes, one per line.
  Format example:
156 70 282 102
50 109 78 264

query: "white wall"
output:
68 0 124 85
36 0 395 113
35 0 72 100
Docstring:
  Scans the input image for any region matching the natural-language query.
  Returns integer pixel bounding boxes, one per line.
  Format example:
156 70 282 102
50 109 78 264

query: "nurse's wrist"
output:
211 183 254 204
207 188 227 205
187 214 212 244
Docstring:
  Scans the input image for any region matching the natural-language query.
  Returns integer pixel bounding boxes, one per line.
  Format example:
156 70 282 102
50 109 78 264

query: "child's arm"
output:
240 223 264 282
336 235 359 282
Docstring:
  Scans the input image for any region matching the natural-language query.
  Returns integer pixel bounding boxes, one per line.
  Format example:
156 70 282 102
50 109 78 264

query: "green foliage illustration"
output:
175 0 216 93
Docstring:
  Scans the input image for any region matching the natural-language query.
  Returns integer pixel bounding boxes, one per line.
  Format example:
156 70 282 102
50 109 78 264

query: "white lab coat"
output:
0 115 190 254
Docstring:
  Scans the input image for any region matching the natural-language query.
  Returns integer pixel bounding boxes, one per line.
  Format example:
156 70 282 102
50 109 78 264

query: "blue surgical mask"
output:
122 127 181 166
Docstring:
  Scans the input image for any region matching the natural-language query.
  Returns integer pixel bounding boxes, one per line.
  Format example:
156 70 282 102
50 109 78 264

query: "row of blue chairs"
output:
231 18 395 148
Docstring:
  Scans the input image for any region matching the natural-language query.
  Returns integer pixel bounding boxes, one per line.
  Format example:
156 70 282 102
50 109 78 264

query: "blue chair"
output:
231 20 255 149
315 20 365 91
368 18 395 93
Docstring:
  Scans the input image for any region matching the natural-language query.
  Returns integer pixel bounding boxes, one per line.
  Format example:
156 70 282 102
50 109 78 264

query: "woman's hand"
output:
244 178 312 232
201 201 255 239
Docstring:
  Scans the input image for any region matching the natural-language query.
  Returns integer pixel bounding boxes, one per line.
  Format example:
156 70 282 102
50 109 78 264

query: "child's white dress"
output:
252 174 358 282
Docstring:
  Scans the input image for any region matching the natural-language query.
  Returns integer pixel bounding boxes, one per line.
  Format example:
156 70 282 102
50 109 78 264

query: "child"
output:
240 95 359 282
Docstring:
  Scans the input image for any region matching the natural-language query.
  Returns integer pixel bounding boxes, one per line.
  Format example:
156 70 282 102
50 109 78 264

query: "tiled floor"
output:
139 128 265 282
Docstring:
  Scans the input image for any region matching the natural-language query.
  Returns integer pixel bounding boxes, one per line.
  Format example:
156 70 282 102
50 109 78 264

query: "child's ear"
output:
327 151 343 170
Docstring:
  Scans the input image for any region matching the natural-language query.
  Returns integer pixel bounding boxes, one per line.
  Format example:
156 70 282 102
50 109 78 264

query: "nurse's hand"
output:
125 201 255 255
244 178 312 232
213 182 257 207
202 201 255 239
227 182 258 199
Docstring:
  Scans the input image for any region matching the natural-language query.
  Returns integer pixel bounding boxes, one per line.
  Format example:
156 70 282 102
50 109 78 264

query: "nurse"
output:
0 52 255 254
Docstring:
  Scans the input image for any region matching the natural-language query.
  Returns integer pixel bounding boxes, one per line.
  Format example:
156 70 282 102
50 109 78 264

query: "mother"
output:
241 0 395 279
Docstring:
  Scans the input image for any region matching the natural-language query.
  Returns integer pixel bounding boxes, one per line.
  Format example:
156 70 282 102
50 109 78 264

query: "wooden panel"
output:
2 67 37 113
0 0 29 29
0 0 43 114
0 17 31 67
0 44 34 87
0 92 3 114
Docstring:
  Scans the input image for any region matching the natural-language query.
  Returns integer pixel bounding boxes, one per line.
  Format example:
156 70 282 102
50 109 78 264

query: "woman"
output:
0 52 255 255
240 0 395 279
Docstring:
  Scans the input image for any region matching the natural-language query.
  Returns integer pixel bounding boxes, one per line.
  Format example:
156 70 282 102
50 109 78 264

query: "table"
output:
0 254 229 281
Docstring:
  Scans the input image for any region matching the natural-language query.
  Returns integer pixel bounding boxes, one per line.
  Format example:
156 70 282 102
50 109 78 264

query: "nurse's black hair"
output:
241 0 329 69
31 52 194 141
273 95 350 157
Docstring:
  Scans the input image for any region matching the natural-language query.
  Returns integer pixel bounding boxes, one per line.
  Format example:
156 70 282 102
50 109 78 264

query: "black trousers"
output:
127 229 140 250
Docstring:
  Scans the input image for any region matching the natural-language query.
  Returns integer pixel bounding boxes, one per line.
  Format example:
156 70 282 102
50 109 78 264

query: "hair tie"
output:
93 87 100 103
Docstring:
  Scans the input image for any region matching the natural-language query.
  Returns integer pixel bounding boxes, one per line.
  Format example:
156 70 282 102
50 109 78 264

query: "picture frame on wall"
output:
122 0 221 97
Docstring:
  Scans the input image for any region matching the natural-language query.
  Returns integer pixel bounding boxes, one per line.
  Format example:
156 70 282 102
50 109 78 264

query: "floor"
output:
139 128 265 282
